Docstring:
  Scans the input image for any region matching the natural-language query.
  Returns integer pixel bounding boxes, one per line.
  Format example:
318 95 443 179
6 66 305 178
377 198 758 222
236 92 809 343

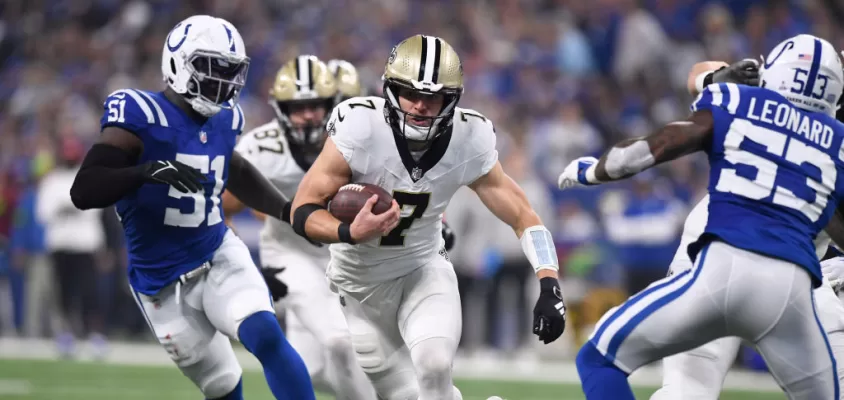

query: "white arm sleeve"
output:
601 140 656 180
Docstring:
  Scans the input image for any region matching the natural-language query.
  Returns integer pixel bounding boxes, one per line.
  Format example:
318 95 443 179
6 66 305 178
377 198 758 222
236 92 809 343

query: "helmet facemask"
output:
383 79 461 151
183 50 250 117
270 97 335 166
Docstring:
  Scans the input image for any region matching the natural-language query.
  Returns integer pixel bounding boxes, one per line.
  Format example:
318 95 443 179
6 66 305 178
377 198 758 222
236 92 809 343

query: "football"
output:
328 183 394 224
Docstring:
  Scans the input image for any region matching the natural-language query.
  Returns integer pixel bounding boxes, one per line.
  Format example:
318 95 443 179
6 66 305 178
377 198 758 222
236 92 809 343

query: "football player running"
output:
69 15 314 400
221 55 375 400
647 58 844 400
559 34 844 399
291 35 567 400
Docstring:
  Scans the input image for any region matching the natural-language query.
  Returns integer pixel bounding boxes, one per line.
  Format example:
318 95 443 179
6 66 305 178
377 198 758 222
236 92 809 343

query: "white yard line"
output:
0 337 781 392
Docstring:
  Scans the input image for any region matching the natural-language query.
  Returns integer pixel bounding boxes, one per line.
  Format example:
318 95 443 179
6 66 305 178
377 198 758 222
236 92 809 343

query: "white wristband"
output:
520 225 559 273
694 71 713 94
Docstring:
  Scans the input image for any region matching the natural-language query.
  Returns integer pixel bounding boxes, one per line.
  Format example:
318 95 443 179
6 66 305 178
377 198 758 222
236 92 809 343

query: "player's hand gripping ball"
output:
328 183 394 224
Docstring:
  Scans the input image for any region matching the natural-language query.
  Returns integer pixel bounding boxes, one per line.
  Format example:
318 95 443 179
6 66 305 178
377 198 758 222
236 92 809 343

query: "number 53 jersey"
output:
100 89 245 295
327 97 497 283
691 83 844 286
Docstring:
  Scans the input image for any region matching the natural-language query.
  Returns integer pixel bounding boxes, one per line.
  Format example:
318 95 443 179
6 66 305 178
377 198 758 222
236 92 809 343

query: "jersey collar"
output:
390 124 452 182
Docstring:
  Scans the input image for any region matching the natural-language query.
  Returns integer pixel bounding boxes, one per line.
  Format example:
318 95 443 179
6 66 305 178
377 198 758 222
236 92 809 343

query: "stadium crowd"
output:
1 0 843 370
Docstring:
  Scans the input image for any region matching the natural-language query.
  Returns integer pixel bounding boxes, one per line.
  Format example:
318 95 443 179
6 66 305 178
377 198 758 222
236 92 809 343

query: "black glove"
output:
710 59 760 87
441 220 455 251
533 277 566 344
261 266 289 301
142 160 206 193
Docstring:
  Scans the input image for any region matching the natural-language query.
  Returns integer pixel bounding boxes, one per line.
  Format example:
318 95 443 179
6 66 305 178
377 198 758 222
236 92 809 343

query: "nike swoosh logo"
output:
151 161 176 176
338 111 345 122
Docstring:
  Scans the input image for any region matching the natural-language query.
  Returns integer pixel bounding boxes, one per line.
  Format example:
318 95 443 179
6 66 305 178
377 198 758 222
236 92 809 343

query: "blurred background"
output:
2 0 843 381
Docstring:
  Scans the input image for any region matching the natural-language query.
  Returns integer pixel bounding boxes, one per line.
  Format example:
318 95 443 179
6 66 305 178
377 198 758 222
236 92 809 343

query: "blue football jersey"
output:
100 89 245 295
688 83 844 286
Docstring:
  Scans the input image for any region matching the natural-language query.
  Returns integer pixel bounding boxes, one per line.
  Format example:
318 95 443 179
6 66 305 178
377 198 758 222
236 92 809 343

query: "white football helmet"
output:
161 15 249 117
760 34 843 116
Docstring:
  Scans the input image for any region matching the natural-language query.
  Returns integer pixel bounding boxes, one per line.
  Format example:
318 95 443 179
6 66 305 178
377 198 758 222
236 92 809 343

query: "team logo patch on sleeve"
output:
327 120 336 137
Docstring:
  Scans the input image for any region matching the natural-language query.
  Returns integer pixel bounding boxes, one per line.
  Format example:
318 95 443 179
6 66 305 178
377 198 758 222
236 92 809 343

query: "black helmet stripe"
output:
418 36 428 82
418 36 440 84
431 37 441 84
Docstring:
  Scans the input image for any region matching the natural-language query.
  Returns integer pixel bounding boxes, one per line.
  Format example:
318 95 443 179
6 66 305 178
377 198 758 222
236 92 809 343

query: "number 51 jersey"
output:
100 89 245 295
327 97 497 284
690 83 844 286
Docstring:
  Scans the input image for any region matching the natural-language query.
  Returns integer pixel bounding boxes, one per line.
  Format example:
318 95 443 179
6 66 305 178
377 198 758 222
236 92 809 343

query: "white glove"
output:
557 156 599 190
821 256 844 292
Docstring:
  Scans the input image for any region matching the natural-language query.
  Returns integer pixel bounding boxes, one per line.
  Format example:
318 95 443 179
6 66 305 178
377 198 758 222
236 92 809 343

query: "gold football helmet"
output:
327 59 363 102
269 55 338 166
382 34 463 147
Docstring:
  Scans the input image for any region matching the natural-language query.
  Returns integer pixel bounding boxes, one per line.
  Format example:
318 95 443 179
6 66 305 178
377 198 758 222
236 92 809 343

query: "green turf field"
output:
0 359 784 400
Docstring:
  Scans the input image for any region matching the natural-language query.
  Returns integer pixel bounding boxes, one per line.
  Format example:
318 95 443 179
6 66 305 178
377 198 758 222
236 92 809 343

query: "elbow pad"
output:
604 141 655 179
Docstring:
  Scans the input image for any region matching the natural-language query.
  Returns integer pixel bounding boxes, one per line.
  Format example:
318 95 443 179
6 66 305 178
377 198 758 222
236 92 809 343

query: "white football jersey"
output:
327 96 498 282
671 194 831 273
235 120 328 259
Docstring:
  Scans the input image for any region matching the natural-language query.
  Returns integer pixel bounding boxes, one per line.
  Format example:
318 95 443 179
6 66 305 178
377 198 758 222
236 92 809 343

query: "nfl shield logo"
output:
199 131 208 143
411 167 423 181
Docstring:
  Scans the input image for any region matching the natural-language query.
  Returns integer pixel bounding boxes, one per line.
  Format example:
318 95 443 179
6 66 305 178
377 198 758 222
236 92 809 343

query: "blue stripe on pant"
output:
132 289 158 337
811 285 840 399
592 245 709 365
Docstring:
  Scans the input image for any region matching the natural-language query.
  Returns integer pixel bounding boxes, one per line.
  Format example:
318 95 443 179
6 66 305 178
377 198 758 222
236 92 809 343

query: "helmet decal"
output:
166 23 192 52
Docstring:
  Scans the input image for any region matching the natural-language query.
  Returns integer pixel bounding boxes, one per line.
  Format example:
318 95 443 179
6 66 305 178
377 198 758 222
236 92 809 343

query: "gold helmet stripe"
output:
295 56 314 93
418 35 442 84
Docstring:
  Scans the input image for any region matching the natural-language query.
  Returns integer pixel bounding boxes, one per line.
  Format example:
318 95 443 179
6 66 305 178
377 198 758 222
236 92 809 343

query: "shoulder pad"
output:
691 83 742 114
100 89 170 135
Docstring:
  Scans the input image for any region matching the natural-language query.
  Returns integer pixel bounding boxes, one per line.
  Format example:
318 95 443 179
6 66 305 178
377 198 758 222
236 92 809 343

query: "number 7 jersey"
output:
326 96 497 283
690 83 844 286
100 89 245 295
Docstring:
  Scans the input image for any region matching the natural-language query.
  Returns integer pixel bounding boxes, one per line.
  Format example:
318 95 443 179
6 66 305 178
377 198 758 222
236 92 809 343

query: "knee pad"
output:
411 339 454 389
201 373 242 399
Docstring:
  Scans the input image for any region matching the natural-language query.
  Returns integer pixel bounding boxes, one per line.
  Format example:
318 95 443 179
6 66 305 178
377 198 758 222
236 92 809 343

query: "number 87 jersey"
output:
101 88 245 295
690 82 844 286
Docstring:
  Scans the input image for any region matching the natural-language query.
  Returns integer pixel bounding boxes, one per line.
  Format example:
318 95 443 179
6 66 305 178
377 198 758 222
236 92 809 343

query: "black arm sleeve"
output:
227 151 289 220
70 143 146 210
